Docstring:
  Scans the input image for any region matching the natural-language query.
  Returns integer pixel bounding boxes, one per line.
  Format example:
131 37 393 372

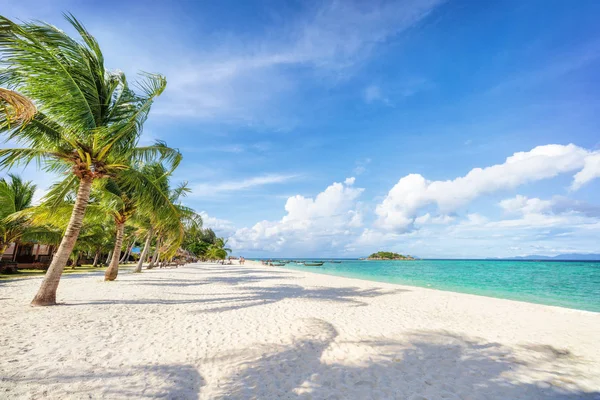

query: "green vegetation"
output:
0 14 220 305
367 251 415 260
183 227 231 261
0 174 37 258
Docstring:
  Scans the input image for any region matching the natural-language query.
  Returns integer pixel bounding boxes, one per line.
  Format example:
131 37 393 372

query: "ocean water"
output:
275 259 600 312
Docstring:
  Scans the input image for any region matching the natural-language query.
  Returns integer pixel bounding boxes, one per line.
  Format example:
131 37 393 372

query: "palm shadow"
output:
191 284 408 313
127 264 295 288
209 319 600 399
67 284 406 309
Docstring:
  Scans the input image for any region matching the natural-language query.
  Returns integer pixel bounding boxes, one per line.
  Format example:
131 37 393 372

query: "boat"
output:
304 262 324 266
270 262 286 266
330 261 342 263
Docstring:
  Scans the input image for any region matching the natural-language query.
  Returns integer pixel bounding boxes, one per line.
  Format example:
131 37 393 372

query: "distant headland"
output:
366 251 415 260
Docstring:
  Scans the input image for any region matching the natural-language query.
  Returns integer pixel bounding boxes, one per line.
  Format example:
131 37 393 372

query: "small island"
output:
367 251 415 260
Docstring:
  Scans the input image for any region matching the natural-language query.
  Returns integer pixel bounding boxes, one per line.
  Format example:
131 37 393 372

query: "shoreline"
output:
2 261 599 398
247 260 599 314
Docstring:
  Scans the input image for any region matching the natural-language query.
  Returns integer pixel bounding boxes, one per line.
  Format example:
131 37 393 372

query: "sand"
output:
1 261 599 400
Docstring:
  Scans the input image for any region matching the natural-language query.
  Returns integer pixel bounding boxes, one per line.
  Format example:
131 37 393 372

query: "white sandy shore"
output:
1 261 599 400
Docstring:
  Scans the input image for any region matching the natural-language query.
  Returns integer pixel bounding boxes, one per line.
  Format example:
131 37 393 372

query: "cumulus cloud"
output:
230 178 364 253
499 195 600 218
414 213 455 225
499 195 552 215
375 144 597 231
572 152 600 190
199 212 237 237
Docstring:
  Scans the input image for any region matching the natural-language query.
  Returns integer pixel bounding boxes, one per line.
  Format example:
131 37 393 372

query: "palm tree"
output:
0 15 179 305
206 238 231 262
0 174 36 258
183 227 217 259
132 224 153 273
99 177 139 281
131 167 198 273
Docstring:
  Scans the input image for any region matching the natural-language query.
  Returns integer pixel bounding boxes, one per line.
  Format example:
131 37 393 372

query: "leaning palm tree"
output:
130 165 196 273
0 174 36 258
101 161 183 281
0 15 179 305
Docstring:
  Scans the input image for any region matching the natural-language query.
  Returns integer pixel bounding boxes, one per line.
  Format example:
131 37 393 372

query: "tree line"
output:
0 14 230 306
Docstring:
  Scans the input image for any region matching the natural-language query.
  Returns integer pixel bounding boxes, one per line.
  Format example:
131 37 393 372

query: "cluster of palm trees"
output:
0 14 226 306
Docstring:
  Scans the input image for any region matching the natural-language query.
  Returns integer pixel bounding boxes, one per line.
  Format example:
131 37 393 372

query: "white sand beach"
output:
1 261 599 399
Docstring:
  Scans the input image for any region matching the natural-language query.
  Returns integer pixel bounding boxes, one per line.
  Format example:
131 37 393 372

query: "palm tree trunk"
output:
124 237 136 263
148 236 160 269
119 237 134 263
105 250 112 265
92 249 100 268
12 242 19 262
0 243 8 260
104 222 125 281
133 229 152 273
119 243 128 263
31 177 93 306
71 251 80 269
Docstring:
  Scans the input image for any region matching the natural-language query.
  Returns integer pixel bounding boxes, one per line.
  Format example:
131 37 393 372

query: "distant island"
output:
367 251 415 260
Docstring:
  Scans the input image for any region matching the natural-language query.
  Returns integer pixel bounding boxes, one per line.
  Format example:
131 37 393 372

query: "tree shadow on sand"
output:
67 284 406 309
190 284 408 313
3 363 204 399
127 274 287 288
122 265 295 288
209 318 600 400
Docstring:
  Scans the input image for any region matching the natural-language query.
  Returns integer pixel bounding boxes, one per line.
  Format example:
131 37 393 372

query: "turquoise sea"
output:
273 259 600 312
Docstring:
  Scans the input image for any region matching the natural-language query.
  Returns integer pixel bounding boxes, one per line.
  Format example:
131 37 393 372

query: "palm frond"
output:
0 147 57 169
0 87 36 127
0 15 99 130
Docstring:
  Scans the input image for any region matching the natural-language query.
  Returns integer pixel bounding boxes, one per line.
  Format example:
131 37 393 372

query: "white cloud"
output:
190 174 296 197
499 195 553 215
364 84 390 105
353 158 371 175
1 1 445 129
198 212 236 237
230 178 364 253
414 213 455 225
572 152 600 190
148 0 444 125
499 195 600 219
375 144 595 232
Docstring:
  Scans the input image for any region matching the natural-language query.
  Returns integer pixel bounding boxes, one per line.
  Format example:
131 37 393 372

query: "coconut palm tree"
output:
206 238 231 262
0 15 179 305
0 174 36 258
99 178 139 281
130 167 199 273
103 160 190 280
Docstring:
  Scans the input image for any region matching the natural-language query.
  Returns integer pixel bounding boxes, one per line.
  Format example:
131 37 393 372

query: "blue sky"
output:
2 0 600 258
